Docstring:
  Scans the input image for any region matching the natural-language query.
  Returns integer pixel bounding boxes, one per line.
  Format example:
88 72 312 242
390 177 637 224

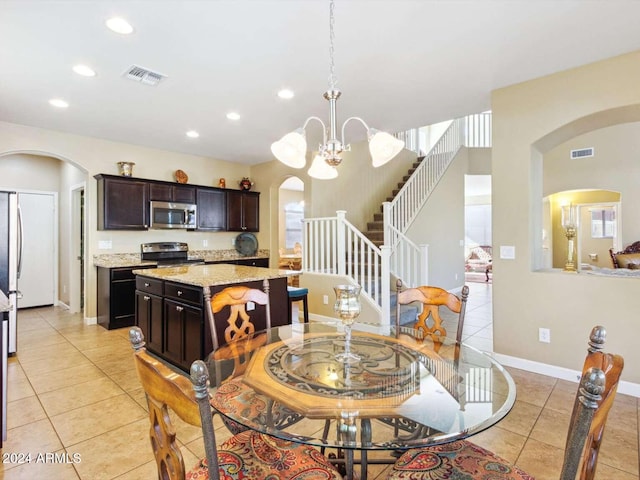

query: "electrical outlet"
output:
231 237 236 246
202 239 208 247
539 328 551 343
323 295 329 305
455 273 458 281
98 240 112 250
247 301 255 311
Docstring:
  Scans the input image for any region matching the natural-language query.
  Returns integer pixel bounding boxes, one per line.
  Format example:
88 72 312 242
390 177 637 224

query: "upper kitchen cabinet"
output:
227 190 259 232
95 174 149 230
149 182 196 204
196 187 227 231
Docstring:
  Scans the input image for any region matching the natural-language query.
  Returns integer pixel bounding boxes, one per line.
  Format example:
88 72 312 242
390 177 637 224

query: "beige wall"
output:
492 50 640 383
406 148 468 291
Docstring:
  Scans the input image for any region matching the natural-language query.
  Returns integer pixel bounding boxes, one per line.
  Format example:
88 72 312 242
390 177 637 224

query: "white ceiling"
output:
1 1 640 165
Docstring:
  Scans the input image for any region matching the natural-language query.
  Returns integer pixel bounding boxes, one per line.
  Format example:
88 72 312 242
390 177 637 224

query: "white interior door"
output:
18 192 55 308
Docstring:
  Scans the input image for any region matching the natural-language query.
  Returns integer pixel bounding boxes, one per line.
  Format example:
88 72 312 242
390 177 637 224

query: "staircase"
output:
363 156 425 247
302 113 492 324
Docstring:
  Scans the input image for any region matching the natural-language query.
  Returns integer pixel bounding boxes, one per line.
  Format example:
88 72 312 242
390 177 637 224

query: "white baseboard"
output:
84 316 97 325
56 300 69 309
494 353 640 398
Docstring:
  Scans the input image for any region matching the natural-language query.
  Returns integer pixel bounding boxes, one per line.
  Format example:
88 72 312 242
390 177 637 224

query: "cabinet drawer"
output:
111 268 136 281
165 282 202 305
236 258 269 268
136 277 163 296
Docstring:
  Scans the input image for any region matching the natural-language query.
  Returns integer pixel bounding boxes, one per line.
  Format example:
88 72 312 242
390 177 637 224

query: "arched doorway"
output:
0 151 88 314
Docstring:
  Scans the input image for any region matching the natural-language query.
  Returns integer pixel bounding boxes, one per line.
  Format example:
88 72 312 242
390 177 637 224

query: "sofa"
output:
609 241 640 269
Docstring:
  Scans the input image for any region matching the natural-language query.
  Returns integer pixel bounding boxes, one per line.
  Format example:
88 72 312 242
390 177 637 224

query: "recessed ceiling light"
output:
72 64 96 77
186 130 199 138
49 98 69 108
278 89 295 99
226 112 241 121
106 17 134 35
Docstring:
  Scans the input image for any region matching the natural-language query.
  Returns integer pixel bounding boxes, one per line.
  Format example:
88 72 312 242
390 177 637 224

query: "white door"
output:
18 192 55 308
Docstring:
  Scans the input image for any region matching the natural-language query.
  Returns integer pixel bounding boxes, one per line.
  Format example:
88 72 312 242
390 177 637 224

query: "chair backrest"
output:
395 279 469 346
205 278 271 351
129 326 220 480
560 325 624 480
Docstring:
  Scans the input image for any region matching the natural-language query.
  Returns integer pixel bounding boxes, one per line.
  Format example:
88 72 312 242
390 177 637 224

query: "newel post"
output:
380 245 391 326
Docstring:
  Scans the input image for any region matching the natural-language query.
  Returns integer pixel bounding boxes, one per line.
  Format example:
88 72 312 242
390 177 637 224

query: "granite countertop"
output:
133 263 289 288
93 249 270 268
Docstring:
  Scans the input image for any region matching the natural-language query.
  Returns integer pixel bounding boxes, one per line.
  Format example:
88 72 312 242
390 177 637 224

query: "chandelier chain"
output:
328 0 337 90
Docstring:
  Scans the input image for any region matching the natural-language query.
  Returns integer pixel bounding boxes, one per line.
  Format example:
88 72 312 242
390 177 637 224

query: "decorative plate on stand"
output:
175 169 189 184
235 233 258 256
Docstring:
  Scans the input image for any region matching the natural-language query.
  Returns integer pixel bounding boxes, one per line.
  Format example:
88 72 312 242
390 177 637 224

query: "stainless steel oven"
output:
149 201 197 229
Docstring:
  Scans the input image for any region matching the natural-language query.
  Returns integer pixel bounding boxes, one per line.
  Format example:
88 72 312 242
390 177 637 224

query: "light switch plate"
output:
500 245 516 259
247 301 255 311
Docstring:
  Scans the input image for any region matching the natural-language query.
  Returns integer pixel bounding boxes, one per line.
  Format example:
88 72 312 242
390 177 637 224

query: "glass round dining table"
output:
204 322 516 479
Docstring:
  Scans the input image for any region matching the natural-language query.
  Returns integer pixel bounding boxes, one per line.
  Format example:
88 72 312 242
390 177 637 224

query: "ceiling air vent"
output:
570 147 594 159
123 65 167 86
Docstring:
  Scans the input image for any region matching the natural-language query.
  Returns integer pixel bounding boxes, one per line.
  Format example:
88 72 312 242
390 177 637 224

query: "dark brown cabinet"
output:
227 190 259 232
98 266 153 330
135 290 163 353
95 174 149 230
134 273 286 372
163 299 203 369
149 182 196 204
196 187 227 231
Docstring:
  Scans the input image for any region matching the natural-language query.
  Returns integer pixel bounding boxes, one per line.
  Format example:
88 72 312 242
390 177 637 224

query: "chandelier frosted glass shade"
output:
369 129 405 167
270 129 307 168
307 154 338 179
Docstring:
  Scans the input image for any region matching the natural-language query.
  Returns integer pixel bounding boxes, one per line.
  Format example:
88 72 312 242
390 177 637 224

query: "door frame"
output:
70 182 85 313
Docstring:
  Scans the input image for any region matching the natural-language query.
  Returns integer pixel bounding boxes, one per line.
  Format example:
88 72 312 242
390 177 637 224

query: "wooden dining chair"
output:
129 326 342 480
204 279 272 380
204 279 300 435
395 279 469 349
388 325 624 480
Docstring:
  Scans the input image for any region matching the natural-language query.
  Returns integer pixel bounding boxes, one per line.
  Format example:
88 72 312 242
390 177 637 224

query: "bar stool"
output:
287 286 309 323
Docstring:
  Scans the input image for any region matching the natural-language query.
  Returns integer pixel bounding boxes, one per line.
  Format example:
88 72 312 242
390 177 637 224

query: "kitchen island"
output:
133 263 289 372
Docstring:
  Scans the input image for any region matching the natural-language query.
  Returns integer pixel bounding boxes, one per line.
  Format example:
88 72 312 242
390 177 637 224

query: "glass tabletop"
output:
205 322 516 451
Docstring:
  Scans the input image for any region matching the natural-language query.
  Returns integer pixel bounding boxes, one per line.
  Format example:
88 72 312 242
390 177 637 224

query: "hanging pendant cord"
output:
328 0 337 90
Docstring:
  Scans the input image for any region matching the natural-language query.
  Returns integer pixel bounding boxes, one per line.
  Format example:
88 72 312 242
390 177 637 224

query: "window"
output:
284 202 304 248
591 207 615 238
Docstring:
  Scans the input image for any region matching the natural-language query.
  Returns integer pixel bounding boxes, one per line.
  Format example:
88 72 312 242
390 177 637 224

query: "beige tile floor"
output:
0 282 637 479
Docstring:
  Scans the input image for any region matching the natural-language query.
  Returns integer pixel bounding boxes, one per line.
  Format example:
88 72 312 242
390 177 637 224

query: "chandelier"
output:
271 0 404 179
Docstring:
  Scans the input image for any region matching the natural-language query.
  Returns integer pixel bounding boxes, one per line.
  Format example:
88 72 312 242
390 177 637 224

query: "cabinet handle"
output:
177 290 183 296
144 282 150 287
143 295 150 301
176 305 183 312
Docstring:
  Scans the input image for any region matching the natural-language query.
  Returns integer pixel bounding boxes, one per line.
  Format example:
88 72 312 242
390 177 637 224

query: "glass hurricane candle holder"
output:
333 284 361 364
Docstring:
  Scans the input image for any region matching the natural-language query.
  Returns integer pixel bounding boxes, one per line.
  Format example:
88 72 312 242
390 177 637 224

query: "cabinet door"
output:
135 291 163 354
226 191 260 232
164 299 203 369
242 192 259 231
97 176 148 230
173 185 196 204
149 183 172 202
197 188 227 231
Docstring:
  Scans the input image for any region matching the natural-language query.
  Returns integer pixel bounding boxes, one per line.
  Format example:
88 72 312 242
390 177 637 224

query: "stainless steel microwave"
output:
149 201 197 229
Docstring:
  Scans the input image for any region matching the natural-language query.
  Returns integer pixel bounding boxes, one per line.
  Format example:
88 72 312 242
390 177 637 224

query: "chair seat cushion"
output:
186 429 342 479
389 440 534 480
287 287 309 299
212 377 302 434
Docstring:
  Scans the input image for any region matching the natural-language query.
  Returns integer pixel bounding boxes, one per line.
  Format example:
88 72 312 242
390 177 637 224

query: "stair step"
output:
364 231 384 241
367 221 383 230
373 213 383 222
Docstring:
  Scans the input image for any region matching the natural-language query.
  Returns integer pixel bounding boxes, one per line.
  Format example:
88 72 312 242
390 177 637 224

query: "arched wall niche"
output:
530 104 640 271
